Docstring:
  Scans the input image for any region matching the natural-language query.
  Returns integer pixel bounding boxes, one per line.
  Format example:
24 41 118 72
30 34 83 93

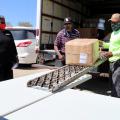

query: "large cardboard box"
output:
65 39 99 66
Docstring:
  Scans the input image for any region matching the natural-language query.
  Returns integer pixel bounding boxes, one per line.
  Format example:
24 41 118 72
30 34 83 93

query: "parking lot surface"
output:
13 65 51 78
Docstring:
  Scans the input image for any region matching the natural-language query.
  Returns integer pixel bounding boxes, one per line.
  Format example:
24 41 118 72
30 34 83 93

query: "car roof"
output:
6 26 36 30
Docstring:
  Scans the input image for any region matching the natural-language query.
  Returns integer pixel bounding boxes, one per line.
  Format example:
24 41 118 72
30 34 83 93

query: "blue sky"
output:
0 0 37 27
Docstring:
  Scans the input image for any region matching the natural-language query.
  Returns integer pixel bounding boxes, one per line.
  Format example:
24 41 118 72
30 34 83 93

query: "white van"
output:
6 26 38 64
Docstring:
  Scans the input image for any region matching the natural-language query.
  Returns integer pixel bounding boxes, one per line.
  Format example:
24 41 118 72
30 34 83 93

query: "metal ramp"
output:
27 59 106 92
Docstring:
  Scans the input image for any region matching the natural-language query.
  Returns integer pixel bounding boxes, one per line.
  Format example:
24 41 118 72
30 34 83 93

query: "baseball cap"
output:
108 13 120 22
64 17 72 24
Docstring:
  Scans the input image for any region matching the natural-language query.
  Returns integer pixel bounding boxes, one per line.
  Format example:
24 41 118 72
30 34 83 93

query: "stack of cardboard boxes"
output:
78 18 99 38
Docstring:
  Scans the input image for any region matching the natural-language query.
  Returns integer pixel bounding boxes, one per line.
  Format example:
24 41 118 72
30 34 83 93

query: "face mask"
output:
111 22 120 31
0 24 6 30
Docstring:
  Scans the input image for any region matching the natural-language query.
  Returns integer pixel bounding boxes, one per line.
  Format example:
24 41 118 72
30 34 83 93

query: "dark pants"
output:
109 59 120 97
98 48 109 73
0 66 13 81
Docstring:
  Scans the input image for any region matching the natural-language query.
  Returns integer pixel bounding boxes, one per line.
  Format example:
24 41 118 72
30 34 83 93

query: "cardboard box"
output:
65 39 99 66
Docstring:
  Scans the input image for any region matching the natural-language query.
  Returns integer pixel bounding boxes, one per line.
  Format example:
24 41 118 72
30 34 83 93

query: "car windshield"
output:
10 29 36 40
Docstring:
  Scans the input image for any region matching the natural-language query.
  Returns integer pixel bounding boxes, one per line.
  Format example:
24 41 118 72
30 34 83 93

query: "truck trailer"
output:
36 0 120 66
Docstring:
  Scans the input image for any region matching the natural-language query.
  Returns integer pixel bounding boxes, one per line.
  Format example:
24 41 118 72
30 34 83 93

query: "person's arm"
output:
100 50 120 59
75 29 80 38
7 30 19 67
103 42 110 49
54 33 63 60
99 40 110 49
54 45 63 60
111 51 120 56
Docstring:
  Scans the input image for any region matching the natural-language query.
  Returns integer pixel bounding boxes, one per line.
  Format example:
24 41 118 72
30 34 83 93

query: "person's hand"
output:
100 51 113 59
104 52 113 58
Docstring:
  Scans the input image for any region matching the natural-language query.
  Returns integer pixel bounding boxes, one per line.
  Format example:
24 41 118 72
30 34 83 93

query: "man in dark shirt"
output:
54 17 80 65
0 16 18 81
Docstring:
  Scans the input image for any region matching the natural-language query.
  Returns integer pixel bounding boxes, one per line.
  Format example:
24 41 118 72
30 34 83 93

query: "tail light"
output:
17 41 32 47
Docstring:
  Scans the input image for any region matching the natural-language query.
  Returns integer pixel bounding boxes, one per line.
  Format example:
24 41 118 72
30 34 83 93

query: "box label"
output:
79 53 88 64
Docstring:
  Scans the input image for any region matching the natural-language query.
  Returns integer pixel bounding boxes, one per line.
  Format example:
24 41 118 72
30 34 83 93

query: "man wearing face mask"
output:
54 17 80 66
100 13 120 97
0 16 18 81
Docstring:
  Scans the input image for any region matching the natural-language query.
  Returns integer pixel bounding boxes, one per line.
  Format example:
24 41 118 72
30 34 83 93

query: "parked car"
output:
6 26 38 64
